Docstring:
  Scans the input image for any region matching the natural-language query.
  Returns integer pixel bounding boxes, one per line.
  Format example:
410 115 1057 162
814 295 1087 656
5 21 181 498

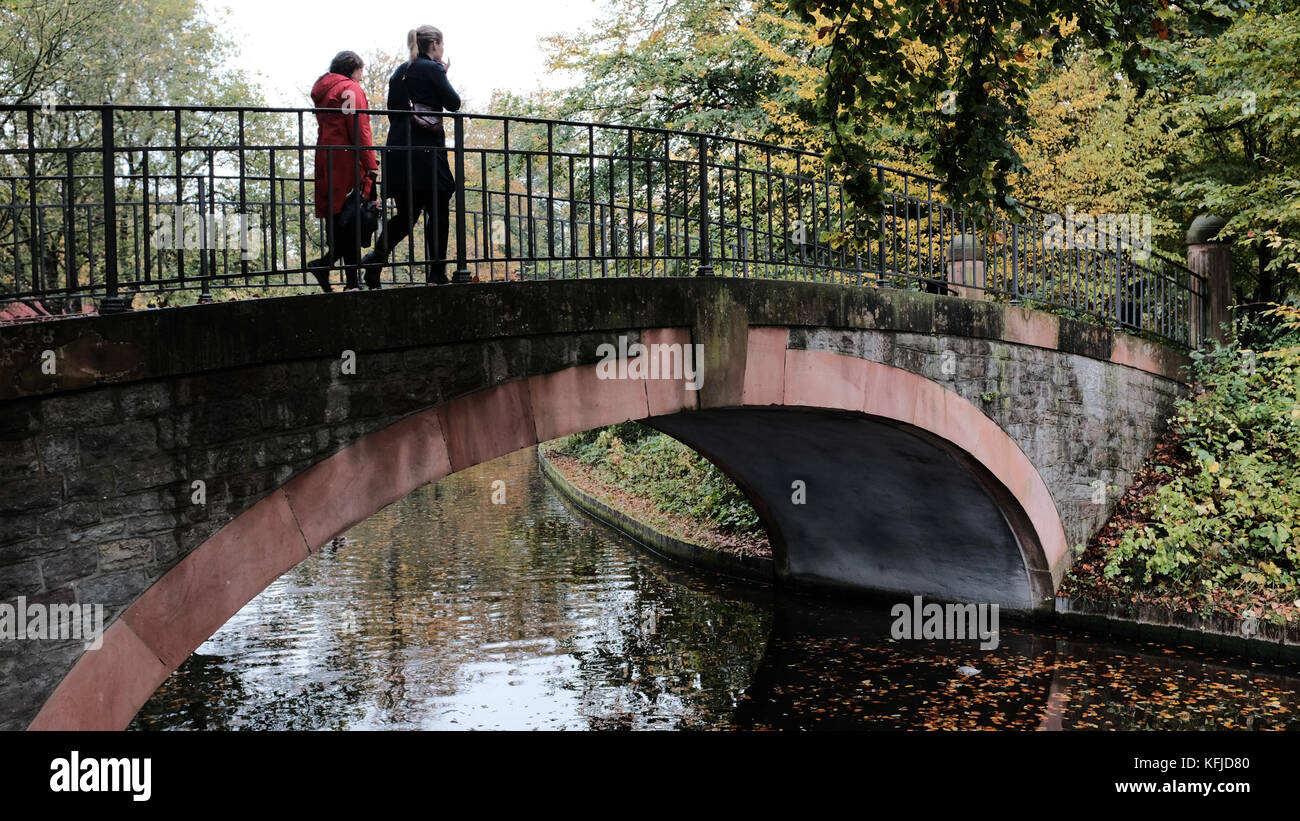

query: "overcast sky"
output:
199 0 604 108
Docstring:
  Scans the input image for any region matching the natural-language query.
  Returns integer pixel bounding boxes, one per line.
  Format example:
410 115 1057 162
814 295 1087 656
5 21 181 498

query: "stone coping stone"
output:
0 278 1192 401
1055 595 1300 663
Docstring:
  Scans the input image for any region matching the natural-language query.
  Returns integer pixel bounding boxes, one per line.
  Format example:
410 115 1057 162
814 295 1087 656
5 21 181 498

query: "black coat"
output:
381 56 461 198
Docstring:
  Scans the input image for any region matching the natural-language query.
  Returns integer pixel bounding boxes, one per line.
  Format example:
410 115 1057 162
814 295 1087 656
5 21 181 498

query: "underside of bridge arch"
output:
648 407 1053 610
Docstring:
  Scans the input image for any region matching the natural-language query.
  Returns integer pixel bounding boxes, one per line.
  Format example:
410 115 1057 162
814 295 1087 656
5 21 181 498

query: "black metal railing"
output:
0 104 1206 346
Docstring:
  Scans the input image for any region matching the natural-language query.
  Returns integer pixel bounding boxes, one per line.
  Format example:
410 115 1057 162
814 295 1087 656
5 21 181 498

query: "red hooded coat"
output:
311 72 378 218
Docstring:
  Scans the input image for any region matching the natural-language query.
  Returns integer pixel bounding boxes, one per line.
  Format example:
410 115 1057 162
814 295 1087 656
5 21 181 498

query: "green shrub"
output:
1100 306 1300 606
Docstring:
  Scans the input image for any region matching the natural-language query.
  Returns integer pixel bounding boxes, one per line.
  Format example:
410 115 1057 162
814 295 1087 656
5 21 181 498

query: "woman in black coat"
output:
361 25 461 287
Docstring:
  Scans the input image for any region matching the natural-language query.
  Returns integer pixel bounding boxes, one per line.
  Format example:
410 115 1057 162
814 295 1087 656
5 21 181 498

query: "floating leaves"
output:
729 625 1300 731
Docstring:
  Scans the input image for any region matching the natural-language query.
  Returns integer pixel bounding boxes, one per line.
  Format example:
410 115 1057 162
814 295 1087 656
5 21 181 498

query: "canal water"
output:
132 447 1300 730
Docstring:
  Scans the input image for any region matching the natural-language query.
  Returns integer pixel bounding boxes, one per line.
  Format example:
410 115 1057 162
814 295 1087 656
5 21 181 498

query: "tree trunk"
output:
1253 239 1273 305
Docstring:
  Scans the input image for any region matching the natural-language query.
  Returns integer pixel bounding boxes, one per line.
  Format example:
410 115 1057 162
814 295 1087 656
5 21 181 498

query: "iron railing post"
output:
26 108 41 296
63 151 75 294
1113 234 1125 331
696 133 713 276
239 108 250 281
452 114 472 283
1009 220 1020 305
1199 272 1208 348
98 105 130 314
199 152 214 303
196 174 211 303
178 109 187 286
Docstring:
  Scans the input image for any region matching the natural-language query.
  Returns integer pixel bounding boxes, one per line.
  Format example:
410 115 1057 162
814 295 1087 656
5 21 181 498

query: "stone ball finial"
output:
1186 214 1227 245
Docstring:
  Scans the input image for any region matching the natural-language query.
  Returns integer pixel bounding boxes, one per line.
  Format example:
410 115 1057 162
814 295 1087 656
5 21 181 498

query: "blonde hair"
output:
407 26 443 63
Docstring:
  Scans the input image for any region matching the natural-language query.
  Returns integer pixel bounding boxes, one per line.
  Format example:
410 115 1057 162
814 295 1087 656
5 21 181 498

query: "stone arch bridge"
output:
0 277 1188 730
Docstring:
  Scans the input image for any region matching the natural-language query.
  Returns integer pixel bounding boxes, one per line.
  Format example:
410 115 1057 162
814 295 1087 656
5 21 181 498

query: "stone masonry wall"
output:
0 330 626 730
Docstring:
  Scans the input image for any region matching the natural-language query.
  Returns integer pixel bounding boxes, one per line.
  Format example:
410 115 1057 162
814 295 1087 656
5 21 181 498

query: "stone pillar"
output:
947 233 985 300
1185 214 1232 345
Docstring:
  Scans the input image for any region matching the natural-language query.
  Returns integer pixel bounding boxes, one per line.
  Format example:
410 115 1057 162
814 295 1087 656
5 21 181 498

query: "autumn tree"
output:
1156 1 1300 307
1013 50 1187 256
0 0 284 301
783 0 1250 240
541 0 833 148
357 48 408 145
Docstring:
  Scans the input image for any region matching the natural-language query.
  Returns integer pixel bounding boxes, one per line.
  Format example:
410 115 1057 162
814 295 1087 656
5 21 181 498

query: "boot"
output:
426 261 449 286
342 259 362 291
361 250 384 290
306 257 333 292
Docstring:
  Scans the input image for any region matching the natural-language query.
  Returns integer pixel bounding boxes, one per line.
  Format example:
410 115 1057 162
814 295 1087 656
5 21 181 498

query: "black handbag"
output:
337 182 380 246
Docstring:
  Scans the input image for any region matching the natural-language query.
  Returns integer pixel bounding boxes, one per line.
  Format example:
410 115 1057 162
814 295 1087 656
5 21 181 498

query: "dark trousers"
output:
309 210 364 290
372 186 453 284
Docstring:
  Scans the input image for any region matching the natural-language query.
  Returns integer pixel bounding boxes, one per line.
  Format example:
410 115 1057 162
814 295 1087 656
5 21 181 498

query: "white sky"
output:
199 0 605 108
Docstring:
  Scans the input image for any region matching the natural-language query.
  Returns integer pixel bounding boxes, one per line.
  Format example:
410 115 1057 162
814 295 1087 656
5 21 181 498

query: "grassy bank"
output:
543 422 769 559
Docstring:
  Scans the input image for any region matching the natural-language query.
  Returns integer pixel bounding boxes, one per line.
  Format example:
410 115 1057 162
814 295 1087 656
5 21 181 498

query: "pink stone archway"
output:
741 327 1068 578
29 326 1065 730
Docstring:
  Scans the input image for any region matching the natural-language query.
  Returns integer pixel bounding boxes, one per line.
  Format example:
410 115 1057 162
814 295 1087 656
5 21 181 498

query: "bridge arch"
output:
1 277 1190 730
29 333 1062 730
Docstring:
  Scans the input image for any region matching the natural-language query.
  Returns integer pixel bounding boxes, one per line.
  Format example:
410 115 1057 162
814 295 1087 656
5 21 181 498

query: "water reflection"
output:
132 446 1300 731
132 447 771 730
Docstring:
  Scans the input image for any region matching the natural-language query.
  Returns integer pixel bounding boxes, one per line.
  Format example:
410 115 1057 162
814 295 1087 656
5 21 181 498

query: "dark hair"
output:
328 50 364 77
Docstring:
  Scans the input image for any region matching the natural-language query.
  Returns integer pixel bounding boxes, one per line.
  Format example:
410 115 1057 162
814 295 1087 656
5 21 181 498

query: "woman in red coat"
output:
307 51 378 291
